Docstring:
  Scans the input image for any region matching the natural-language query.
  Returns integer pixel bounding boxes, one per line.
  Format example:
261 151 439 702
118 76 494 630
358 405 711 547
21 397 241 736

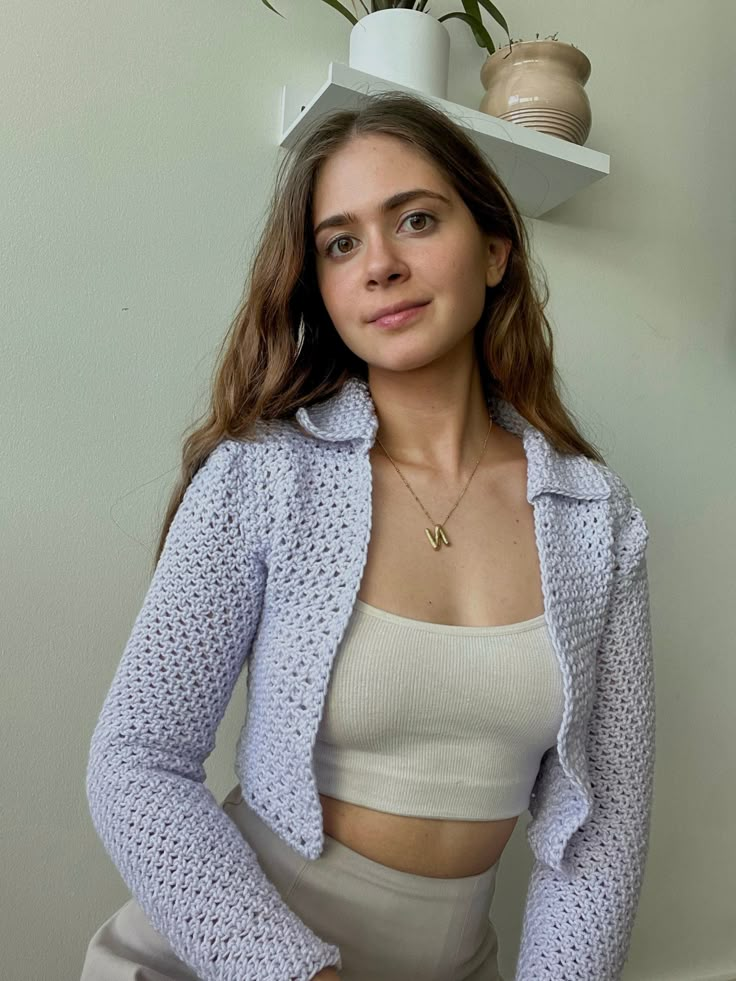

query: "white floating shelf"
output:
280 62 610 219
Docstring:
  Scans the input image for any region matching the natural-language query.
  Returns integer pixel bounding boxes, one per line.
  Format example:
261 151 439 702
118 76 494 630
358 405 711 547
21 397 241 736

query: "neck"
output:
367 361 493 481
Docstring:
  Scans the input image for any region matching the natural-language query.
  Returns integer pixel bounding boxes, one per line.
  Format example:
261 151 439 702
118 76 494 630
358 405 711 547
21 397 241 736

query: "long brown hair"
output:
152 90 605 571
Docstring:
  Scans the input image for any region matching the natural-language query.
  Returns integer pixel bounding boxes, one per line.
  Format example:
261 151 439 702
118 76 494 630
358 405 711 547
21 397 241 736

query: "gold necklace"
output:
375 414 493 551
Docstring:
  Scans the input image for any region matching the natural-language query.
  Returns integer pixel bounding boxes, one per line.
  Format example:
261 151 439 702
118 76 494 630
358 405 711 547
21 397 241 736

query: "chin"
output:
367 351 446 376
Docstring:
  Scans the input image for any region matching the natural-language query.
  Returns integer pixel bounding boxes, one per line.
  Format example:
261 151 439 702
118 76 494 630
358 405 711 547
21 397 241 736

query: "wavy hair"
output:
152 90 605 569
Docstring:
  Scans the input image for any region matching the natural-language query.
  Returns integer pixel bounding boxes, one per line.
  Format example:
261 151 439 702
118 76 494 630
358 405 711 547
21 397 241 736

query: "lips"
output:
367 299 430 323
371 304 430 330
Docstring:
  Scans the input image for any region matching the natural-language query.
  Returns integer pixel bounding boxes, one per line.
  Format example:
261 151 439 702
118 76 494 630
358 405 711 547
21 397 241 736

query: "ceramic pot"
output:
480 39 592 145
349 9 451 99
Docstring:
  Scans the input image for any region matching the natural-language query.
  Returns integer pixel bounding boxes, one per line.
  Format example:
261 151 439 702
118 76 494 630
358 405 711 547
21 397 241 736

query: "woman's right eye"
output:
325 236 354 258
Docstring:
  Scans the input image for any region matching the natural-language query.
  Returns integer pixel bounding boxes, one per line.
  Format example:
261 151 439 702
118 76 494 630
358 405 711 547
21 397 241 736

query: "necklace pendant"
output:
425 524 450 550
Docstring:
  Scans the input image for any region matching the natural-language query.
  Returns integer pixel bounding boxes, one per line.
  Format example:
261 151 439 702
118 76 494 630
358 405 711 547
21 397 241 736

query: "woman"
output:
81 92 655 981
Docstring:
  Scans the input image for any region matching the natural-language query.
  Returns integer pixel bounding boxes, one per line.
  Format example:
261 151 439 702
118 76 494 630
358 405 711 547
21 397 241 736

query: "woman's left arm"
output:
515 498 656 981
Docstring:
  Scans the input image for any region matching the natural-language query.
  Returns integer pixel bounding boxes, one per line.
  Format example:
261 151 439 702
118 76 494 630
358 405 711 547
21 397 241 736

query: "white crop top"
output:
313 599 564 821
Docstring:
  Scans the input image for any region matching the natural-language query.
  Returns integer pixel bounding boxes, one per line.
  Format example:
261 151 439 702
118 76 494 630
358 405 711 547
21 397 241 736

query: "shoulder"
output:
212 419 308 476
592 461 647 524
213 419 331 510
591 461 650 575
532 428 650 577
226 417 356 476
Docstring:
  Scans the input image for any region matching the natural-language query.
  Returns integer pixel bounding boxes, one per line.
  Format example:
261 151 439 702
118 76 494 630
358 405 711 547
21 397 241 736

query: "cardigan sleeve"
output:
86 440 343 981
515 498 656 981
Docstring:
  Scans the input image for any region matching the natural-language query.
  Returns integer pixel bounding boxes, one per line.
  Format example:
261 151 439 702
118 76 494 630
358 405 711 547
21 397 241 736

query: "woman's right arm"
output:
87 440 342 981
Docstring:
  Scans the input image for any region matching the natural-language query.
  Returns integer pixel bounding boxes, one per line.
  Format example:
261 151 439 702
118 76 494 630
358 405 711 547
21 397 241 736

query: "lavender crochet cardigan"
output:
87 376 655 980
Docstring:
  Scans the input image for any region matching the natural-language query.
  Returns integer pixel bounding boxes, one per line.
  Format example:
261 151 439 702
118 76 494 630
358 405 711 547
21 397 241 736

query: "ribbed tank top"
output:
313 599 564 820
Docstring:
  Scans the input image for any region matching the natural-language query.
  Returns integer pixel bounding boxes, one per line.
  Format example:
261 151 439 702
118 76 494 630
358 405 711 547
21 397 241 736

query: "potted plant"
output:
480 32 594 145
260 1 510 99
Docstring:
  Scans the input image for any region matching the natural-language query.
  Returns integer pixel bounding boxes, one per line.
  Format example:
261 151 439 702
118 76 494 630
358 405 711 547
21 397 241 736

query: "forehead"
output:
312 135 453 213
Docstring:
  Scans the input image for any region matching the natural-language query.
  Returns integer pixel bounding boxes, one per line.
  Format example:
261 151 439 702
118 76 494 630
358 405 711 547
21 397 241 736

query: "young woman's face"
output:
311 133 508 373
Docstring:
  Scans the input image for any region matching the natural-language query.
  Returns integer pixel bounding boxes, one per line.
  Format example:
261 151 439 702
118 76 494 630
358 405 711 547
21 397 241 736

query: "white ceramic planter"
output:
349 9 450 99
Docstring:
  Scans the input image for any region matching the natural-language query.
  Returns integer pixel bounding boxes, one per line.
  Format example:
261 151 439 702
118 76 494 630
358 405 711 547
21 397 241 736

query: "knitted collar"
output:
295 375 610 504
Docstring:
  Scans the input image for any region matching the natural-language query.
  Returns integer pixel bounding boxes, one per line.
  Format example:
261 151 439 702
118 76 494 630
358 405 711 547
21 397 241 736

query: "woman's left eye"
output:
403 211 433 232
324 211 435 258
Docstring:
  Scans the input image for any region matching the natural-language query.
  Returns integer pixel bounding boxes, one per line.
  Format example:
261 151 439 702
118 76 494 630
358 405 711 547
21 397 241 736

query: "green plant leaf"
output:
475 0 510 40
461 0 486 47
259 0 285 16
437 11 495 54
319 0 359 23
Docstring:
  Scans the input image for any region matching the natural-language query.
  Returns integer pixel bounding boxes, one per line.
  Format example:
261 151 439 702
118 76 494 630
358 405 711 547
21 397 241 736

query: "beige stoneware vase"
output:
480 39 592 145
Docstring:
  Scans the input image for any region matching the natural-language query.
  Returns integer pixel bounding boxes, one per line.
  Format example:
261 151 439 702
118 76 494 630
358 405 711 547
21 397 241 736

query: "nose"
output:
363 231 410 288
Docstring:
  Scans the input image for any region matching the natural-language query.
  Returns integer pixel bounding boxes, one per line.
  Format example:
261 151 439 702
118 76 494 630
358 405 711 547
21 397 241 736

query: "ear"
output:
485 236 512 288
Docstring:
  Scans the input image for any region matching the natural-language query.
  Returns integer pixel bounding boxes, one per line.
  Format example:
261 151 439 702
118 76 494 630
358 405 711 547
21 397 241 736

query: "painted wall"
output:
2 1 734 978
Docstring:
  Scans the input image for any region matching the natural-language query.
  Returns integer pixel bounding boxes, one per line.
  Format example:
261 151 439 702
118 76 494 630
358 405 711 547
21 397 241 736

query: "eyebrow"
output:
313 188 452 240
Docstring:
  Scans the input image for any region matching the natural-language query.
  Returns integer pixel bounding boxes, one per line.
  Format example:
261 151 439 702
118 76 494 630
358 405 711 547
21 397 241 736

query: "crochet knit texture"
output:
87 377 655 981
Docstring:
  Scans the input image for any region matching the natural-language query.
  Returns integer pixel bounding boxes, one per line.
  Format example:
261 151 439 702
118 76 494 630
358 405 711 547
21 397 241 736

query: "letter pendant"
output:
425 524 450 550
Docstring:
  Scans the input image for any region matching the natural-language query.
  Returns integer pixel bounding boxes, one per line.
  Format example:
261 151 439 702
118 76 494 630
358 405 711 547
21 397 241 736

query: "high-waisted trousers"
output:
81 784 504 981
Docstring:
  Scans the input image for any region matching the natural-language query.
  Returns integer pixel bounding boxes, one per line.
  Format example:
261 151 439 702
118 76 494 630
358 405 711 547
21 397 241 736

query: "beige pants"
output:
81 785 503 981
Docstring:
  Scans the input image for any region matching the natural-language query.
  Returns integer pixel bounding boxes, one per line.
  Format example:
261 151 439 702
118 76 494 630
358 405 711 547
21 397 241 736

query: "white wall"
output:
2 1 734 978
